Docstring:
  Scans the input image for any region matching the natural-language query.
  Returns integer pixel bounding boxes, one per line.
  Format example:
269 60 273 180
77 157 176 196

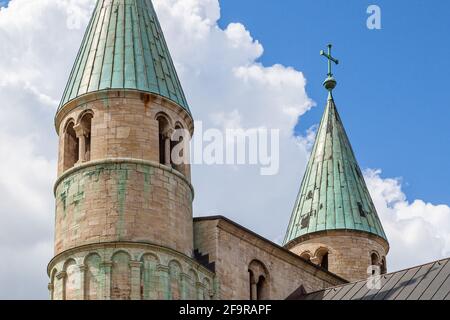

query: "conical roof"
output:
284 94 387 246
59 0 189 112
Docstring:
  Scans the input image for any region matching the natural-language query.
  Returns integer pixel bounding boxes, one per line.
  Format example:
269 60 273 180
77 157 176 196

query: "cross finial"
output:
320 44 339 77
320 44 339 92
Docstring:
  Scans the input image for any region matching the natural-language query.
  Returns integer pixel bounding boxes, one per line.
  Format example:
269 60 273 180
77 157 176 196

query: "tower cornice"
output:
53 158 195 199
54 89 194 136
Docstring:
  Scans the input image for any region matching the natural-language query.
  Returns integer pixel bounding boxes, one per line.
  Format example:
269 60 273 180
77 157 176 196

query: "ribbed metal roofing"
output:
292 257 450 300
59 0 189 112
284 94 387 245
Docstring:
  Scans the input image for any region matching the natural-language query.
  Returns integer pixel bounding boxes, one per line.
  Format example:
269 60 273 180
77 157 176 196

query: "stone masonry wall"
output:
288 230 389 283
54 161 194 256
194 218 346 300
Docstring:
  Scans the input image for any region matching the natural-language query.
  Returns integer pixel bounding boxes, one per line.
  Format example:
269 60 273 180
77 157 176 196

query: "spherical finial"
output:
323 76 337 91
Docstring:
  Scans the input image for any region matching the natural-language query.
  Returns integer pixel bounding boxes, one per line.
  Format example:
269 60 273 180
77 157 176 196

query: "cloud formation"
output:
364 169 450 272
0 0 448 299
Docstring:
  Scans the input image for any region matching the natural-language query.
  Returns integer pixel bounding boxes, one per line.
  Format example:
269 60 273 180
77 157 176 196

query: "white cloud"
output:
0 0 93 299
0 0 448 299
152 0 314 241
364 169 450 272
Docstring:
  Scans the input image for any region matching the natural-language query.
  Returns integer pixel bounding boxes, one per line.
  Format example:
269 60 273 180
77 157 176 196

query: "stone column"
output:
157 265 170 300
180 273 190 300
130 261 142 300
164 134 171 166
48 283 54 301
56 271 67 301
74 124 86 164
79 265 87 300
100 262 113 300
250 280 257 301
196 282 205 300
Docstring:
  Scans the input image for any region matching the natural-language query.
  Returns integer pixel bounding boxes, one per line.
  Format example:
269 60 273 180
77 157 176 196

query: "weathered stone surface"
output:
48 243 215 300
287 230 389 282
193 217 346 300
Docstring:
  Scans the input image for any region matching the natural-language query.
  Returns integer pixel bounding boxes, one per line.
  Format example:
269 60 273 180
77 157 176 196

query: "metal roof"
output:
284 94 388 246
292 257 450 300
59 0 190 112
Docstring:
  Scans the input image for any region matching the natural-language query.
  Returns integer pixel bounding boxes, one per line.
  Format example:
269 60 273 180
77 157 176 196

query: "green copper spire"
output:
59 0 190 112
284 46 387 246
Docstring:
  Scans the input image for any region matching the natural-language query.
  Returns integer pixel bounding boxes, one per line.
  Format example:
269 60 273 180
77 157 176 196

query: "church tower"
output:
48 0 215 300
284 45 389 282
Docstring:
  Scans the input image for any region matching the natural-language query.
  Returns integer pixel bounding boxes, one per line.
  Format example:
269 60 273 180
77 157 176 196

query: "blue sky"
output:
0 0 446 204
219 0 450 206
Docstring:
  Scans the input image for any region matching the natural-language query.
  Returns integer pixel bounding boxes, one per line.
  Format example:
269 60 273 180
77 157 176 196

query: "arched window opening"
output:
168 261 182 300
111 252 131 300
171 123 188 175
140 254 159 300
63 121 79 171
248 260 270 300
248 270 254 300
371 253 380 275
50 269 58 300
85 254 101 300
78 113 93 162
63 259 79 300
320 253 329 271
381 257 387 275
315 248 329 271
157 116 171 166
256 276 267 300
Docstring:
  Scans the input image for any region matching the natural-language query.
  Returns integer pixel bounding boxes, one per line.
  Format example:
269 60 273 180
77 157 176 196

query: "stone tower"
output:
48 0 215 300
284 46 389 282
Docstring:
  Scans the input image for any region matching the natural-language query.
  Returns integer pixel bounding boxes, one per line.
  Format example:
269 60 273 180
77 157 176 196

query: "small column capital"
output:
156 265 170 273
100 262 113 269
56 271 67 280
129 261 142 268
73 124 88 138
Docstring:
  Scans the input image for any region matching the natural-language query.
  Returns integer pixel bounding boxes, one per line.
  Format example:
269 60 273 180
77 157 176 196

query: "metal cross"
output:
320 44 339 77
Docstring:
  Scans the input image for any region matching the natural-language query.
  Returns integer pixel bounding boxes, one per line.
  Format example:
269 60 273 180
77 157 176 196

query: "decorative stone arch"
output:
49 268 58 300
137 251 161 264
140 253 161 300
370 251 380 266
155 112 173 128
76 109 95 125
111 251 132 300
156 112 173 166
168 260 183 300
84 253 102 300
248 259 270 300
63 119 79 171
314 247 330 271
107 249 133 262
370 251 381 275
300 251 312 262
63 259 78 300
